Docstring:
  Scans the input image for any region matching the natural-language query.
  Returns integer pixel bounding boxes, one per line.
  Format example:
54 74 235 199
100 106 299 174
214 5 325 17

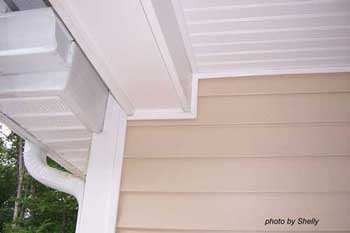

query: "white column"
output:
76 94 127 233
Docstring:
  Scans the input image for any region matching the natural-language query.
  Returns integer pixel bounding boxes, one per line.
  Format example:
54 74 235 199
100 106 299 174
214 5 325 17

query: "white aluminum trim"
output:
194 67 350 79
171 0 198 72
76 94 127 233
49 0 135 115
128 76 199 120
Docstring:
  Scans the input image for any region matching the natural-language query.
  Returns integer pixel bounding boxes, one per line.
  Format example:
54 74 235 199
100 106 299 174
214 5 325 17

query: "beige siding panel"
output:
198 73 350 97
121 73 350 232
129 92 350 126
125 124 350 157
121 157 350 193
118 193 350 231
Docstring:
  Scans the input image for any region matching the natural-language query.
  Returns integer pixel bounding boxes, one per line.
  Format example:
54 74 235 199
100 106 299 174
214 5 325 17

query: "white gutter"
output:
23 140 85 205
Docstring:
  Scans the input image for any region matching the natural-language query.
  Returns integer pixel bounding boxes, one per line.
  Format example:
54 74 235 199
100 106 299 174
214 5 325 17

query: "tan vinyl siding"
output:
118 73 350 232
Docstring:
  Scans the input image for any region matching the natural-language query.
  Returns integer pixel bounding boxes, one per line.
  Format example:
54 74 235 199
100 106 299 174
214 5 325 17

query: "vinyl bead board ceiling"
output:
118 73 350 232
176 0 350 74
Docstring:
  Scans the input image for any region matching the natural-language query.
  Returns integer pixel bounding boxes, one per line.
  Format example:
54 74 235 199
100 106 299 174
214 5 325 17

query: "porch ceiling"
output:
49 0 350 119
176 0 350 76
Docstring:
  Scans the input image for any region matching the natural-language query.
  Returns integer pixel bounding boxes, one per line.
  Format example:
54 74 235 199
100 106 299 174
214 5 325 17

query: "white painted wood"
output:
50 0 195 117
0 8 109 175
191 27 350 44
141 0 193 111
196 48 350 64
197 57 350 73
183 1 350 21
193 38 350 54
128 76 199 120
171 0 198 72
188 15 350 34
174 0 350 78
0 8 73 74
0 72 66 98
61 44 108 133
76 94 127 233
180 0 332 10
194 67 350 79
0 47 108 132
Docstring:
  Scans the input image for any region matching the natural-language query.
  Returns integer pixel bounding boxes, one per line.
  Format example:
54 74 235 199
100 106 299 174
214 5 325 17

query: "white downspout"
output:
23 141 85 206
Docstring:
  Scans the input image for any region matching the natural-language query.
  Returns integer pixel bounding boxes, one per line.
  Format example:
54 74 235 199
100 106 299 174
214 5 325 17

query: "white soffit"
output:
174 0 350 78
49 0 194 119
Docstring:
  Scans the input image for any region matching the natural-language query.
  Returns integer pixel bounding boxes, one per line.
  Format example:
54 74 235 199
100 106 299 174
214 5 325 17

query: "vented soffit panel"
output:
0 8 109 177
173 0 350 77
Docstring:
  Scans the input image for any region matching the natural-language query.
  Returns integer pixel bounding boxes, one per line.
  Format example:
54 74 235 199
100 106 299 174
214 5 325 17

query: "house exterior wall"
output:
117 73 350 232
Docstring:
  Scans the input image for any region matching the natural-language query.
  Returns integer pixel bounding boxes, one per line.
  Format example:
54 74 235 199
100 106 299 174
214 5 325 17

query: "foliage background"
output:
0 125 78 233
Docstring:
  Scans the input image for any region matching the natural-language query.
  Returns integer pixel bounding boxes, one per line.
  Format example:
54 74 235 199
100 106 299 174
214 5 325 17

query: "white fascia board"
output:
141 0 193 111
48 0 135 115
128 76 199 120
194 67 350 80
49 0 198 119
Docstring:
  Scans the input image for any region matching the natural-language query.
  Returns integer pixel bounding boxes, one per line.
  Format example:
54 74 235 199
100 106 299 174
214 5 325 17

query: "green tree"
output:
0 130 78 233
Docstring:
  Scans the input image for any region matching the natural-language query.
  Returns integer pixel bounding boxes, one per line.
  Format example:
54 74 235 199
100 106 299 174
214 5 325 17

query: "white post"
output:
76 94 127 233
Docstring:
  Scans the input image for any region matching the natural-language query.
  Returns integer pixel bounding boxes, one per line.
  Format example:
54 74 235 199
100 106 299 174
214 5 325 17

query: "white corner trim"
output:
49 0 134 115
128 75 199 120
76 94 127 233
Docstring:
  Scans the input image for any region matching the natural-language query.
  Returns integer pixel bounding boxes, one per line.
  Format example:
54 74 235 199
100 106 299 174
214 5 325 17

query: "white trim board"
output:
76 94 127 233
141 0 193 112
194 67 350 79
128 76 198 120
49 0 134 115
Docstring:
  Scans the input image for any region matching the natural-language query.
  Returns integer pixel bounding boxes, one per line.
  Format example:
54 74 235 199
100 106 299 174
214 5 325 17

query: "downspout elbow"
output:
23 141 84 205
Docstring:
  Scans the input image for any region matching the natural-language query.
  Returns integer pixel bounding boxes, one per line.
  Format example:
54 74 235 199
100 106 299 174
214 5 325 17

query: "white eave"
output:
0 8 108 177
49 0 350 120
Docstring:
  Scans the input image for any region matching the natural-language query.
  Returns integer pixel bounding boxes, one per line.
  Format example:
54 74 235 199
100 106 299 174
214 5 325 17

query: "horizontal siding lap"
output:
125 124 350 157
121 157 350 193
118 193 350 231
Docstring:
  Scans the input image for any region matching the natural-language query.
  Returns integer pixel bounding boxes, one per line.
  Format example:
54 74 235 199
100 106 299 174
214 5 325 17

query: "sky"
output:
0 122 11 137
0 122 13 149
